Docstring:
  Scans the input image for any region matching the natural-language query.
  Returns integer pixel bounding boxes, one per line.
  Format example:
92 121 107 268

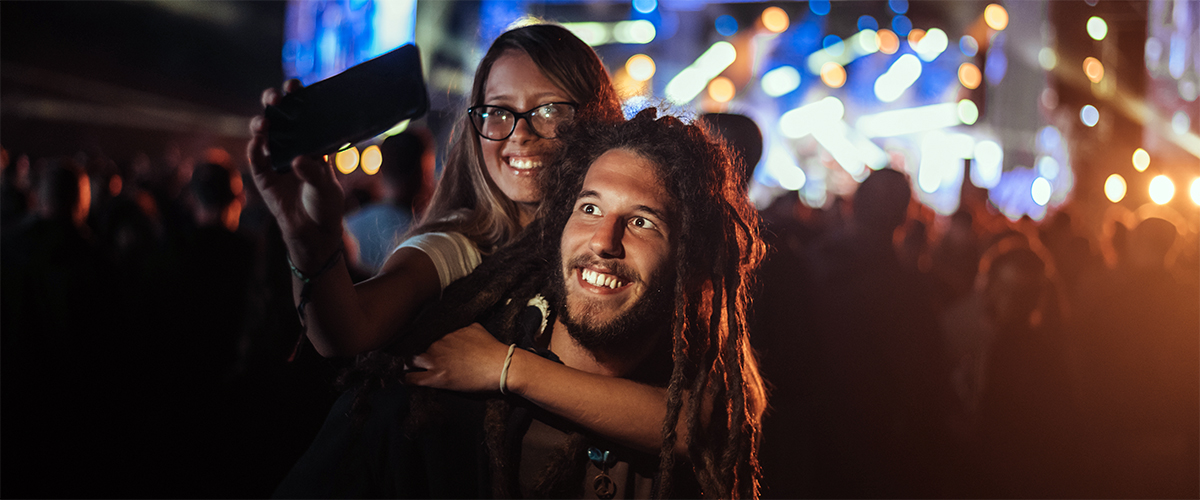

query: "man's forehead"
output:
581 148 675 214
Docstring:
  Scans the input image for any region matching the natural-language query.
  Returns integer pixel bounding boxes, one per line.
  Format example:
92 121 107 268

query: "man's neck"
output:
548 320 654 378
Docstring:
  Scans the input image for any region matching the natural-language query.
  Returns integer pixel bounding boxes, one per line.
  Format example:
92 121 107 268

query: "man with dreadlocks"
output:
284 109 766 499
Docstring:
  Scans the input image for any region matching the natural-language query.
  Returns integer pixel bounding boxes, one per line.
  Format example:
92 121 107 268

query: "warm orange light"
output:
335 147 360 174
876 29 900 54
958 63 982 89
1104 174 1126 203
108 175 123 196
707 76 736 103
361 145 382 175
1083 56 1104 83
984 4 1009 31
1132 148 1150 172
762 6 789 33
907 28 926 50
626 54 656 82
820 62 846 88
1149 175 1175 204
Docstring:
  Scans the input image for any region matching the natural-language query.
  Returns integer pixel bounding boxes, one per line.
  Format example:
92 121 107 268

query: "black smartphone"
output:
266 43 429 173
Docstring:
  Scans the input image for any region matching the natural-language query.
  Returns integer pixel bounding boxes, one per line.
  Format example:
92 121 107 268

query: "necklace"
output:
588 446 618 499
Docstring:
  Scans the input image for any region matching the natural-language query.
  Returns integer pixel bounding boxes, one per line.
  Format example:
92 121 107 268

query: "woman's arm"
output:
247 81 444 357
405 324 695 456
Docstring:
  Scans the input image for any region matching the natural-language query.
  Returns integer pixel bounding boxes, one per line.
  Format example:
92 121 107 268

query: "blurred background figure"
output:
1072 216 1199 498
344 128 435 276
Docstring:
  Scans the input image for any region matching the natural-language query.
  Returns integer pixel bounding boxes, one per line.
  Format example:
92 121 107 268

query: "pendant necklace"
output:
587 446 617 499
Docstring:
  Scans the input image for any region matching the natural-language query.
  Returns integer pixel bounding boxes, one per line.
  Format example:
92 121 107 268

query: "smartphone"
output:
266 44 429 173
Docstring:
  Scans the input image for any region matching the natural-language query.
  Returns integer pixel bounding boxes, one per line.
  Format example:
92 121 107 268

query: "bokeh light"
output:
889 0 909 14
1132 148 1150 172
820 62 847 88
1083 56 1104 83
972 140 1003 189
715 15 738 36
762 7 789 33
1173 111 1192 134
1191 178 1200 205
633 0 657 14
823 35 845 56
960 35 979 56
360 145 382 175
957 99 979 125
984 4 1009 31
707 76 735 102
762 65 801 96
335 146 360 174
1037 156 1060 179
858 15 879 31
626 54 656 81
959 63 982 89
1104 174 1127 202
1149 175 1174 204
907 28 926 49
892 15 912 36
877 29 900 54
1087 16 1108 40
1038 47 1057 70
1080 105 1099 127
1031 177 1052 206
810 0 831 16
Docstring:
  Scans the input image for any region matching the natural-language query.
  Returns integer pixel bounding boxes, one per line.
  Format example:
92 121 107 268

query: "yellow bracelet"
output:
499 344 517 395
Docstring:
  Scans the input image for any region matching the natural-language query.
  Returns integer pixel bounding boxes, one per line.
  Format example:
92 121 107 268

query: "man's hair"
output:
351 109 766 498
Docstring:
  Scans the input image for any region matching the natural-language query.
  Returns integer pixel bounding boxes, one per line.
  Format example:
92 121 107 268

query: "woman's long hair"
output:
410 23 623 253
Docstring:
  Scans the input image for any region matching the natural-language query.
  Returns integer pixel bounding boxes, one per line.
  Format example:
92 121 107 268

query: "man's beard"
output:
548 253 674 352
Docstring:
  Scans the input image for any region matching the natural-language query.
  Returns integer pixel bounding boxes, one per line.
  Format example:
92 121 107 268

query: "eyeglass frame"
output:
466 102 578 141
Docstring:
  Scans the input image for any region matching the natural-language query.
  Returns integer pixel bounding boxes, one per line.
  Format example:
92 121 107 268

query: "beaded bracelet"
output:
288 247 344 324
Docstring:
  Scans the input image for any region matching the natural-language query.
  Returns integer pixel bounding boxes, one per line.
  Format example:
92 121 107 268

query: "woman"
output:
247 24 622 358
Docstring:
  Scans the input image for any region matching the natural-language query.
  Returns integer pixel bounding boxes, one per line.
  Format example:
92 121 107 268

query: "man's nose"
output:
589 218 625 259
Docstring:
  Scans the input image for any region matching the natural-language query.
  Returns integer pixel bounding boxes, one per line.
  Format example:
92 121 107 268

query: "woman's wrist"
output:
284 229 344 273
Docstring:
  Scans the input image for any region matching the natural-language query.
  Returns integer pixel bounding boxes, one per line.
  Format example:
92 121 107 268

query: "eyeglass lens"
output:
471 103 575 140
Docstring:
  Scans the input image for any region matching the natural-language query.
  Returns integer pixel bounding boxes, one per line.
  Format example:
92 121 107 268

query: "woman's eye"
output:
631 217 656 229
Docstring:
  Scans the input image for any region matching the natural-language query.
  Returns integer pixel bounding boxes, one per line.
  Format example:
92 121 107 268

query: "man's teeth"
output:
508 158 541 170
581 268 624 289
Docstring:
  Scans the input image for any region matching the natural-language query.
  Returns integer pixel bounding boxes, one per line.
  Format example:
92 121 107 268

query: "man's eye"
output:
631 217 656 229
581 203 600 215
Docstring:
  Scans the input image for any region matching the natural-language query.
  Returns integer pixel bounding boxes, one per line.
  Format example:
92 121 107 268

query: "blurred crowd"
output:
1 128 1197 498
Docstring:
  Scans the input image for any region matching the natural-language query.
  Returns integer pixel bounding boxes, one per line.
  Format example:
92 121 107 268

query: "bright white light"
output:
614 20 656 44
1080 105 1099 127
562 22 610 46
915 28 948 61
972 140 1003 189
1031 177 1052 206
665 42 737 104
807 29 880 74
1191 178 1200 205
1173 111 1191 134
855 102 961 138
361 145 382 175
874 54 922 102
1038 47 1057 70
780 96 844 138
1087 16 1108 41
1149 175 1175 204
1037 156 1060 179
957 99 979 125
762 66 801 97
1105 174 1127 203
918 132 959 193
768 147 807 190
814 122 868 179
1132 148 1150 172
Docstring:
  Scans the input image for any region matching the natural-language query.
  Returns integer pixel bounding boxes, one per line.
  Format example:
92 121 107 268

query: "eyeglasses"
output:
467 102 577 141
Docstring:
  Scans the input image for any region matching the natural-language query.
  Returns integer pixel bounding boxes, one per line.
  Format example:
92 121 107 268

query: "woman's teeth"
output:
508 158 541 170
581 268 624 289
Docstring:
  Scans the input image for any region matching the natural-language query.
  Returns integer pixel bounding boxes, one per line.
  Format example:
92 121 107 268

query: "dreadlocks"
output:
344 108 767 498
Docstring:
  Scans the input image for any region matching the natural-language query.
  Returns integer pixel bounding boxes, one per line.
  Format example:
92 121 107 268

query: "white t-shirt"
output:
395 232 483 289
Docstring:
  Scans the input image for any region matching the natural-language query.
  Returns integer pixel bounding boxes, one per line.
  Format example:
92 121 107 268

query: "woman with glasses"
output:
248 24 621 359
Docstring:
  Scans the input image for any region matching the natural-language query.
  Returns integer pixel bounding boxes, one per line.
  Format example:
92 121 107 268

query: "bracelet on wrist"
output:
499 344 517 395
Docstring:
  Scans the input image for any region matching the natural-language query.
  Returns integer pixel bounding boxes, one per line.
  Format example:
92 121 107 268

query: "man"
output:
278 109 766 499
